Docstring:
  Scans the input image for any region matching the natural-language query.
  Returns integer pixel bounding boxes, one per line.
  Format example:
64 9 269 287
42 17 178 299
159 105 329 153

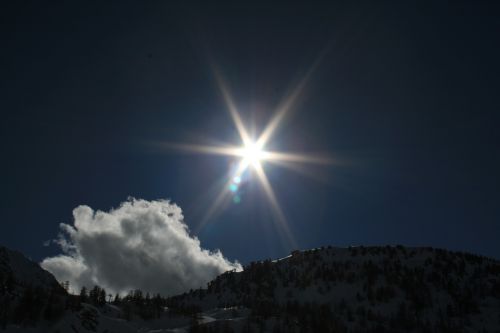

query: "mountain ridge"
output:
0 245 63 293
167 245 500 332
1 244 500 332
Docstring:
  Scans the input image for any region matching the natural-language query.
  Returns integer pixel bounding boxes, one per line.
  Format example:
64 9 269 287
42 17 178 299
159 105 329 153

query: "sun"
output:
238 141 266 168
159 67 336 247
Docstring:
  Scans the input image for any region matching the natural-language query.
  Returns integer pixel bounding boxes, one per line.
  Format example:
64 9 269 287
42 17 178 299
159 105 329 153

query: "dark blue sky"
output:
1 1 499 264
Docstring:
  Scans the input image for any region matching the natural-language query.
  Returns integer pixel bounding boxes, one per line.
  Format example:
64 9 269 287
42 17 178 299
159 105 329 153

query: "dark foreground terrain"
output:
1 245 500 332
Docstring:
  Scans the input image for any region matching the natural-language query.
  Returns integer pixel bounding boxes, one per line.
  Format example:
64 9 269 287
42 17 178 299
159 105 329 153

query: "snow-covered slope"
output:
2 245 500 332
169 246 500 332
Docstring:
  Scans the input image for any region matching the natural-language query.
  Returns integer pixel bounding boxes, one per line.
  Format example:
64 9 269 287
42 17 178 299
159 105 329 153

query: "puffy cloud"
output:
41 198 241 296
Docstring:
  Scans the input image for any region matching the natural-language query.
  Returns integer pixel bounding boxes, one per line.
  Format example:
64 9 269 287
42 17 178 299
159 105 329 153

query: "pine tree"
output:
80 286 88 303
98 288 107 306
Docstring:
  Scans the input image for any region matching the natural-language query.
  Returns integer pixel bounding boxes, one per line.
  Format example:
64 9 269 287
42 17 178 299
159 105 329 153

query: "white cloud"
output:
41 198 241 296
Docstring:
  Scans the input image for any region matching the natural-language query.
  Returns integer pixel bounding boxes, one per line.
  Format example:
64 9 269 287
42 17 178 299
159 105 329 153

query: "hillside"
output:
0 246 63 292
168 246 500 332
0 245 68 329
1 245 500 332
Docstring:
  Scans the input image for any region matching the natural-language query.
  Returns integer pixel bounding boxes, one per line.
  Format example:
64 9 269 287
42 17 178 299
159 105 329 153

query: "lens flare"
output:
229 184 238 192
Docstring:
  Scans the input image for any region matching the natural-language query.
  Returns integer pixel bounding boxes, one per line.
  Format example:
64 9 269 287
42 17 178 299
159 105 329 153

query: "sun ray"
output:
256 75 309 148
253 163 297 248
256 48 327 148
194 156 254 233
234 158 251 177
157 142 242 157
195 178 233 233
263 151 339 165
263 158 333 184
214 70 251 145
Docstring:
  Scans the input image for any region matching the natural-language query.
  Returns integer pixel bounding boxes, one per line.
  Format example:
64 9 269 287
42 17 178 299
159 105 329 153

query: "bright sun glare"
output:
161 65 335 247
240 142 265 168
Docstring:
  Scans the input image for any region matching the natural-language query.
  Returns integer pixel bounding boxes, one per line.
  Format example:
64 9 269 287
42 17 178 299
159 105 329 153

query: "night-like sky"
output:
1 1 500 270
